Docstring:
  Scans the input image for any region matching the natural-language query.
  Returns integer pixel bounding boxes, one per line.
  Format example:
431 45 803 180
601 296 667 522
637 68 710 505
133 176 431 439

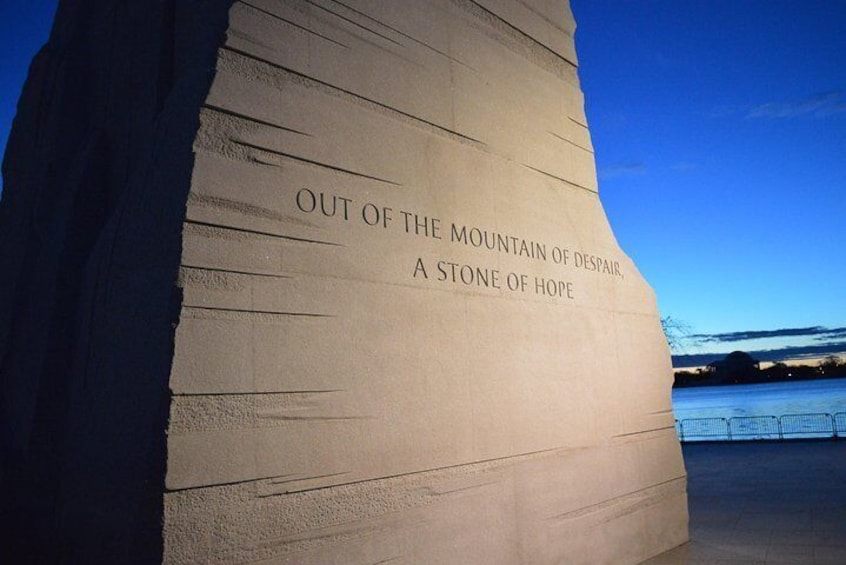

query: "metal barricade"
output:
834 412 846 437
677 417 730 441
780 413 835 439
676 412 846 442
729 416 781 441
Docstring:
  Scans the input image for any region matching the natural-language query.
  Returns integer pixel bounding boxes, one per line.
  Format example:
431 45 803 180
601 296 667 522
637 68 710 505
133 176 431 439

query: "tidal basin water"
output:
672 377 846 420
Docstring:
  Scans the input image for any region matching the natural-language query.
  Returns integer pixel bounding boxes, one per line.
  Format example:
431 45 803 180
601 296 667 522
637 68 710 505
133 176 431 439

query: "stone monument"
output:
0 1 688 563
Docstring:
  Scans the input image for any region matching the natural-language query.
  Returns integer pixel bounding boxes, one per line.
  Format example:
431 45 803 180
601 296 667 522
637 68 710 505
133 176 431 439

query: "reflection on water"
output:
672 377 846 420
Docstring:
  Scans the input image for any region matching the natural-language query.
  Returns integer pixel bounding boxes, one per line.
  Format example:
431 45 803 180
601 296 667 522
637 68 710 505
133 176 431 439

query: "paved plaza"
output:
644 441 846 564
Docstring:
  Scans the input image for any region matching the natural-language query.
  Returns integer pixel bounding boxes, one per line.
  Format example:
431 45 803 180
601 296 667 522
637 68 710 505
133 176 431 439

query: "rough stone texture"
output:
0 1 688 563
0 1 232 562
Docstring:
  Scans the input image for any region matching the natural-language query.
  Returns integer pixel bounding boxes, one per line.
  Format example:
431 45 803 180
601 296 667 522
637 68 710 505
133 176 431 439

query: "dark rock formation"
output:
0 2 232 562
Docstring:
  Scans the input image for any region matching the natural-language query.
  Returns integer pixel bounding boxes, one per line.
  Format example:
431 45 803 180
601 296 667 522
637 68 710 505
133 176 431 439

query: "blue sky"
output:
0 0 57 193
572 0 846 362
1 1 844 364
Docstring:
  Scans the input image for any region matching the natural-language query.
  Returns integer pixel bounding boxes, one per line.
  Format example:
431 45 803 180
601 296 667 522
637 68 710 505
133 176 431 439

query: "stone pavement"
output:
643 441 846 564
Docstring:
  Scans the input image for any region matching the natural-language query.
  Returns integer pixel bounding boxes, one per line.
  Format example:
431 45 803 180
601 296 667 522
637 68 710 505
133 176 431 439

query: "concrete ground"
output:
642 441 846 565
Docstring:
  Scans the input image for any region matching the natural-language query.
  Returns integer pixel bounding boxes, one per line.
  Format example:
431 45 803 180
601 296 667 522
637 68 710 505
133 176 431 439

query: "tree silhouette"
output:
661 316 692 352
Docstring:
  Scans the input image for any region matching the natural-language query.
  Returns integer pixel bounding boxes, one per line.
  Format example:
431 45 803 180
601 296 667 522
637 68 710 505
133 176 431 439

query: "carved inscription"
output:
295 188 623 300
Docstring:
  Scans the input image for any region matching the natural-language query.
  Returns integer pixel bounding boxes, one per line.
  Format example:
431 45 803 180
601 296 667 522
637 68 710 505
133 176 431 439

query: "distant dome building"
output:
706 351 760 383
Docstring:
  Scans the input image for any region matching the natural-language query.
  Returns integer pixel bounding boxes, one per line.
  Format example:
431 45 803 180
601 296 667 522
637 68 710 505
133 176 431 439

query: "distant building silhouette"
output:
706 351 760 383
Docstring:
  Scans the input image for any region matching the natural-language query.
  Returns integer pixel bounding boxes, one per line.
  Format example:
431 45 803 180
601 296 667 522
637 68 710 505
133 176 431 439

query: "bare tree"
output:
820 355 844 369
661 315 692 352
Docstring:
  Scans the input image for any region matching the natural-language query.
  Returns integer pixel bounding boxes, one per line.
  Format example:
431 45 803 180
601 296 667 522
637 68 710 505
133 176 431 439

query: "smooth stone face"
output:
165 1 687 563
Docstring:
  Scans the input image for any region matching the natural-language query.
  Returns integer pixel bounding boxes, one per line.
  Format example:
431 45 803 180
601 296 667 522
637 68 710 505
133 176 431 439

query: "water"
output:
672 378 846 441
672 377 846 420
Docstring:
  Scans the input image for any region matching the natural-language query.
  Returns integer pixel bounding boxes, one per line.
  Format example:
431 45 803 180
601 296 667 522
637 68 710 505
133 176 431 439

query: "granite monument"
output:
0 1 687 563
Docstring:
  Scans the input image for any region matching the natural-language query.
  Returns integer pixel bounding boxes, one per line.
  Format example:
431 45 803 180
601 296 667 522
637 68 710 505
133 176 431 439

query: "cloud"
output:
652 50 678 69
710 104 741 118
673 341 846 368
598 162 646 180
691 326 846 344
814 328 846 342
671 162 696 173
674 326 846 367
747 91 846 119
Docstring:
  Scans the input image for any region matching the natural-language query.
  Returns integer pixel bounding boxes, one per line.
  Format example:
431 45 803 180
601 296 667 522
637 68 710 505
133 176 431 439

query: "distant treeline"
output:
674 355 846 388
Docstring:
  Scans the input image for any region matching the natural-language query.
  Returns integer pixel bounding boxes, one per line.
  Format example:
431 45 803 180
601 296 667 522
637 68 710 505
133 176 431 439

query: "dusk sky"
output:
2 1 844 364
572 0 846 363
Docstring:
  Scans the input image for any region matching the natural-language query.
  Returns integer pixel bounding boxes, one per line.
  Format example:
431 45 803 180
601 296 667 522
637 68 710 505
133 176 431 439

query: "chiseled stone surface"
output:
0 1 687 563
165 0 688 563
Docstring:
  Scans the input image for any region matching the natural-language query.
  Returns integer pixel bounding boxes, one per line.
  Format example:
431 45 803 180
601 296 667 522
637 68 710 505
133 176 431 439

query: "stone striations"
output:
0 1 688 563
166 1 687 564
